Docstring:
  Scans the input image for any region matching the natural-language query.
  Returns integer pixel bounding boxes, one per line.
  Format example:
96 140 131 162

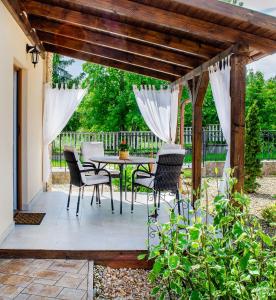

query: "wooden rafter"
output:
29 16 203 69
44 44 178 82
36 0 276 53
2 0 45 57
22 0 221 59
38 31 189 76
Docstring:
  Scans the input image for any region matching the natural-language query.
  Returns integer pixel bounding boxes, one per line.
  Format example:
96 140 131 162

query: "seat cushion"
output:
84 175 110 185
135 177 155 188
98 169 120 177
136 171 152 178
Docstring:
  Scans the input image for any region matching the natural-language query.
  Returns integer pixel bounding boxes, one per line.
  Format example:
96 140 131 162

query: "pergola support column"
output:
190 72 209 202
230 48 249 192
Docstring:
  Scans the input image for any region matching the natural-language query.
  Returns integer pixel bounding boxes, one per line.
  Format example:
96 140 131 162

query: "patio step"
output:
0 249 150 269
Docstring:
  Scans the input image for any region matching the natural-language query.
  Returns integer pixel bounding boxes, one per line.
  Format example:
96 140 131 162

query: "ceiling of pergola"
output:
4 0 276 81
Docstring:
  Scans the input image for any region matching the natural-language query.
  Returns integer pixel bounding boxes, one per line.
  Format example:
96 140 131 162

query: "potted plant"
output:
119 140 129 160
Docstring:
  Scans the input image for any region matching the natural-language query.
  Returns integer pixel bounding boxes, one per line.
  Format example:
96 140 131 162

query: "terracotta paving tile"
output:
78 263 88 275
56 273 86 289
28 270 64 281
0 285 24 298
77 278 87 290
32 279 56 286
29 260 54 270
23 283 63 298
0 260 32 275
48 260 86 274
14 293 30 300
28 295 56 300
0 274 33 287
57 287 86 300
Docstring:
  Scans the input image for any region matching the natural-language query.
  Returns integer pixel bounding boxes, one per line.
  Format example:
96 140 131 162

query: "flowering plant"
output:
119 140 129 151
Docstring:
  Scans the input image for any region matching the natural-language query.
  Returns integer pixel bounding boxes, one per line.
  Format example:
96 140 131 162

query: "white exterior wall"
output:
0 1 44 241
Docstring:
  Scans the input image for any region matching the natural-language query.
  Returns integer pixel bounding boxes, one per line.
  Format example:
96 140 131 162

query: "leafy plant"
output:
142 174 276 299
119 140 129 151
262 203 276 226
244 100 262 192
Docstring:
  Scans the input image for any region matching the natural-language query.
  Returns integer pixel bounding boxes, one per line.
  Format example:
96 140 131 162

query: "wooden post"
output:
176 85 183 144
230 47 249 192
191 72 209 203
180 99 192 147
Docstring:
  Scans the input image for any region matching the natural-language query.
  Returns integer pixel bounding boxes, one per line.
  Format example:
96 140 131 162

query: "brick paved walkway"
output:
0 259 93 299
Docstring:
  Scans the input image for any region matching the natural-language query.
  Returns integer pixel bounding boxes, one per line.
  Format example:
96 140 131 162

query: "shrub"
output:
262 203 276 226
244 100 262 193
141 175 276 299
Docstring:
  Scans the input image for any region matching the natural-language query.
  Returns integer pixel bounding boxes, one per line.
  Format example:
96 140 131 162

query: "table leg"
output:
125 168 127 201
119 164 124 214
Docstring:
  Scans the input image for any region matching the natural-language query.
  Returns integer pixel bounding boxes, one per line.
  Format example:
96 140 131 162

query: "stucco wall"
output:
0 2 44 241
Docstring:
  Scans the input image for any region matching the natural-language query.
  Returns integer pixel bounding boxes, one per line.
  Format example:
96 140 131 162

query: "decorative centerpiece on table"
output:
119 140 129 160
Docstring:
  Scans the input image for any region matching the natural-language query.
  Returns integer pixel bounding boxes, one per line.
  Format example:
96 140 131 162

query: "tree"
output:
244 101 262 193
78 64 166 131
52 54 85 131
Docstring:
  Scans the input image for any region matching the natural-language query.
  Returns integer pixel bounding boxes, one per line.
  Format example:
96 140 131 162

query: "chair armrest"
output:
82 161 97 169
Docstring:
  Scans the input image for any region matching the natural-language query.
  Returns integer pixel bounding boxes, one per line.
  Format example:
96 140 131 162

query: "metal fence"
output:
51 126 276 168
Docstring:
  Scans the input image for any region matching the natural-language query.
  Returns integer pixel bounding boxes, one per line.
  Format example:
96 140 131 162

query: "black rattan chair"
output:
64 148 114 216
131 150 185 215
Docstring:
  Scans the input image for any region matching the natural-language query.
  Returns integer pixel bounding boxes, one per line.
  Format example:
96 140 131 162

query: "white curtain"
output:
208 56 231 193
43 83 87 182
133 85 179 143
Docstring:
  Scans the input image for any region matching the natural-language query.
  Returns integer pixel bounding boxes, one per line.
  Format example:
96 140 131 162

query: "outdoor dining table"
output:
90 155 155 214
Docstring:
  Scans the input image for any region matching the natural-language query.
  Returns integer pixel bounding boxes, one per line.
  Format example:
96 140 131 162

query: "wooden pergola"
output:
4 0 276 196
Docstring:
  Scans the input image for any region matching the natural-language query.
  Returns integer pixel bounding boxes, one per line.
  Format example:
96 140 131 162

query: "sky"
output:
67 0 276 79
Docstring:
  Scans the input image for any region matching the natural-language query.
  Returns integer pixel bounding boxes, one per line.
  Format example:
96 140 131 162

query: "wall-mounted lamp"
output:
26 44 40 68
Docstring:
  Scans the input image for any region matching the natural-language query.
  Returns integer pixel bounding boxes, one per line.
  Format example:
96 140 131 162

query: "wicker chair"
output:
131 149 185 215
64 147 114 216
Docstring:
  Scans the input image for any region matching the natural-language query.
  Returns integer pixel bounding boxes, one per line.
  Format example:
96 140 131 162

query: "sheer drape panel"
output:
133 85 179 143
43 84 87 182
208 56 231 192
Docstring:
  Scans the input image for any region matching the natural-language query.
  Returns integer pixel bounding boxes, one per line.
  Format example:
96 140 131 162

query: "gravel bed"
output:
94 266 152 300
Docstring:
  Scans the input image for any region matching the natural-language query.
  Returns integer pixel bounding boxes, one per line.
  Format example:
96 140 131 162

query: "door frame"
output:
14 66 23 211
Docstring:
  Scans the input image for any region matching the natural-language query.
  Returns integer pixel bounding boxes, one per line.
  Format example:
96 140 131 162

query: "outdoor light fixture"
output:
26 44 40 68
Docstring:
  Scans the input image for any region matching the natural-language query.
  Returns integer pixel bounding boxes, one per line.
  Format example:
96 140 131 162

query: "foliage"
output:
77 64 166 131
143 174 276 299
52 54 85 131
244 101 262 193
262 203 276 226
119 140 129 151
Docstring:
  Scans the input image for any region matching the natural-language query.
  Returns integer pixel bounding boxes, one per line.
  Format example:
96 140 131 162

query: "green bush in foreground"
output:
262 203 276 226
140 176 275 299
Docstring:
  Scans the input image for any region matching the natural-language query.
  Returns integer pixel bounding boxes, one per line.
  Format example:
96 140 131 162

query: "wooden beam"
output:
38 31 189 76
141 0 276 34
230 49 249 192
2 0 45 57
22 0 221 59
171 45 239 87
38 0 276 53
191 72 209 203
44 44 178 82
29 16 203 69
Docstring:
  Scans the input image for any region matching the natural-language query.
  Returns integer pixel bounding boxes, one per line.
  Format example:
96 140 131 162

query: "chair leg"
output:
134 188 137 202
158 191 161 209
76 187 81 216
176 189 181 215
101 184 104 195
153 190 158 218
96 185 101 206
91 186 96 206
110 183 114 213
67 183 72 210
131 183 135 213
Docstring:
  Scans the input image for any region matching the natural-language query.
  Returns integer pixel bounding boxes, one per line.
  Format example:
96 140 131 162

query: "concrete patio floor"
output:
0 258 92 299
0 187 175 251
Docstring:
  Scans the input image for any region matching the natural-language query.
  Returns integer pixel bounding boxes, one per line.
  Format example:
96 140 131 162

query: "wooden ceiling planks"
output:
29 16 204 68
22 0 221 59
37 31 190 76
44 43 178 82
27 0 276 54
4 0 276 80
